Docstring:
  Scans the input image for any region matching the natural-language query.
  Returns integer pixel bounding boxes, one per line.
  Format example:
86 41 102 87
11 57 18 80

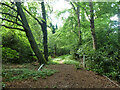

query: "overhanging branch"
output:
74 2 90 21
0 12 22 23
0 17 24 27
22 6 43 26
0 24 24 31
16 13 19 23
70 2 76 11
0 2 17 12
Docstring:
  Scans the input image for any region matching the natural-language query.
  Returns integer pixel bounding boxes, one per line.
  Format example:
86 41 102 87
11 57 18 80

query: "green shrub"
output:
82 48 120 82
76 41 120 81
2 30 33 63
2 47 19 63
2 82 6 88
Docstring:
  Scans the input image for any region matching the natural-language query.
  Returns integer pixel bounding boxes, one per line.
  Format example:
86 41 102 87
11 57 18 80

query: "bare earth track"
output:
5 64 120 88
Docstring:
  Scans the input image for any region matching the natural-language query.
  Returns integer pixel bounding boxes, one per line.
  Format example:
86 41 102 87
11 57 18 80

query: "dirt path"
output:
5 64 119 88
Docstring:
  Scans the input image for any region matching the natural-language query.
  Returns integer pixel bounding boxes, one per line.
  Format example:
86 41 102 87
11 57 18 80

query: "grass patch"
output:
47 60 59 65
60 55 81 69
2 68 57 82
48 55 81 69
63 60 80 68
63 60 79 65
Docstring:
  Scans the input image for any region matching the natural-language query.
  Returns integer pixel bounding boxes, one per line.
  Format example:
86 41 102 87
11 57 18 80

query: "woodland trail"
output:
5 64 120 88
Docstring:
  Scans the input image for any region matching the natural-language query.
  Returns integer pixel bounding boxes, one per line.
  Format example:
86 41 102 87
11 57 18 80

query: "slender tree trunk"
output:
118 2 120 59
54 44 56 57
71 2 82 51
16 2 46 64
89 1 97 50
50 23 57 57
41 2 48 61
53 31 56 57
77 6 82 48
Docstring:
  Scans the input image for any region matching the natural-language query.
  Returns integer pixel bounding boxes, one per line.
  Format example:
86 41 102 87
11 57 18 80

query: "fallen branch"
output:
38 64 44 71
103 75 120 88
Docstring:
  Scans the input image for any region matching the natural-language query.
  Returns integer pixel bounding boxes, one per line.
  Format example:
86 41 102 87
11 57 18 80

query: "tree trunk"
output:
71 2 82 51
89 1 97 50
50 23 57 57
16 2 46 64
77 6 82 48
118 2 120 59
54 44 57 57
41 2 48 61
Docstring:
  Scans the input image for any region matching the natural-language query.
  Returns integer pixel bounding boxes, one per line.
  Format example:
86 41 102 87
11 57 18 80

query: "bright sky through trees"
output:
49 0 71 27
110 14 118 21
49 0 118 28
24 0 118 28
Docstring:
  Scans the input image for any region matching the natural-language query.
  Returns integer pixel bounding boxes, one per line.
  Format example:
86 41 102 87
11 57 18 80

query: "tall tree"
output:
70 2 82 51
0 2 46 64
118 1 120 59
49 23 57 57
41 1 48 61
17 1 48 61
16 2 47 64
89 1 97 50
15 1 48 61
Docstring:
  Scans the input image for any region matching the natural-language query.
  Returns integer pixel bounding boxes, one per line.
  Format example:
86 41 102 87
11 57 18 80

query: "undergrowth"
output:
2 68 57 82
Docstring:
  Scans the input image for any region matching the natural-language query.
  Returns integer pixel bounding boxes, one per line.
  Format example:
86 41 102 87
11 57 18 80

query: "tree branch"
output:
74 2 90 21
16 13 19 23
72 30 78 36
70 2 76 11
0 12 22 23
0 24 24 31
22 6 43 26
0 17 24 27
0 2 17 12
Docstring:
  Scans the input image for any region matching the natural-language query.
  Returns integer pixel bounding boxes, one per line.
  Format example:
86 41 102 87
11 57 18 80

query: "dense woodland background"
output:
1 1 120 87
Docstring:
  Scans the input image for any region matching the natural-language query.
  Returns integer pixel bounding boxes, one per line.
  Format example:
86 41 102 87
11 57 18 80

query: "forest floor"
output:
2 58 120 88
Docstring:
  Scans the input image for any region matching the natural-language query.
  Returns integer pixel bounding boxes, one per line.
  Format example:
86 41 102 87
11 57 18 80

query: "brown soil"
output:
4 64 120 88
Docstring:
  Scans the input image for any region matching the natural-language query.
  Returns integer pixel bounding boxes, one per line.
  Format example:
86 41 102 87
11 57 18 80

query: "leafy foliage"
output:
86 49 120 81
2 47 19 63
2 30 34 63
2 68 57 82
